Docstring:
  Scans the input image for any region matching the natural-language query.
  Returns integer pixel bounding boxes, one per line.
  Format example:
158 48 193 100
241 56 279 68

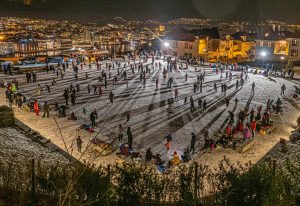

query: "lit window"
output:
292 40 299 47
268 42 272 48
185 42 189 49
291 49 298 56
259 42 264 47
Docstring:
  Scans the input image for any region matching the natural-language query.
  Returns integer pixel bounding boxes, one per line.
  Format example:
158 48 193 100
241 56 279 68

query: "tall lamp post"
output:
261 51 267 68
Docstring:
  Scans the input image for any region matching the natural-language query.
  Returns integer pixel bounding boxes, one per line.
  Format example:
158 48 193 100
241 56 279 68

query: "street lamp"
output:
164 42 169 47
261 51 267 68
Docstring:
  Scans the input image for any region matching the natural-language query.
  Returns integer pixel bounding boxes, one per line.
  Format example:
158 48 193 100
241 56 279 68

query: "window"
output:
292 40 299 47
184 42 189 49
189 43 193 50
291 49 298 57
174 41 178 48
268 42 272 48
259 41 264 47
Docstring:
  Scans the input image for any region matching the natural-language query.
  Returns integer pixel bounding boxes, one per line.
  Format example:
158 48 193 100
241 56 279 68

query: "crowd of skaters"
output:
0 53 292 169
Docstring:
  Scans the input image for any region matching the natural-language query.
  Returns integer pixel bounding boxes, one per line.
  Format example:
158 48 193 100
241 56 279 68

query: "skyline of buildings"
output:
1 16 300 62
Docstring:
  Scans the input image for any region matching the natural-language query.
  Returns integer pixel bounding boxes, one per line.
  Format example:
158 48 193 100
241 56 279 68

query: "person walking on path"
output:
76 136 83 152
43 101 50 118
190 133 196 154
127 127 133 150
281 84 286 95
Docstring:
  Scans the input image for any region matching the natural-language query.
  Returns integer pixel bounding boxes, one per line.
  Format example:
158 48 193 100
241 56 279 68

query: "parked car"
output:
18 57 39 65
0 60 13 67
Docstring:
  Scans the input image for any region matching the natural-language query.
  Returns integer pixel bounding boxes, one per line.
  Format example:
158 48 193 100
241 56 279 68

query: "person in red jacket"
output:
251 120 257 138
33 99 39 116
236 121 244 133
225 124 232 137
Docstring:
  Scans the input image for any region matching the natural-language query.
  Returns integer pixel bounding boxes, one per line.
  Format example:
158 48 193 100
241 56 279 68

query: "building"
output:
161 29 199 58
0 41 15 55
14 37 73 57
286 32 300 61
254 29 292 61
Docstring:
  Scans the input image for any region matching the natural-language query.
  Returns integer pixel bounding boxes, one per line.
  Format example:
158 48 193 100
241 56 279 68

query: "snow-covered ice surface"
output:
0 127 68 165
1 60 299 168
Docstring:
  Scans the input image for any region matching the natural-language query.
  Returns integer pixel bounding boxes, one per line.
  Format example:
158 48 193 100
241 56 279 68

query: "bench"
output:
237 140 255 153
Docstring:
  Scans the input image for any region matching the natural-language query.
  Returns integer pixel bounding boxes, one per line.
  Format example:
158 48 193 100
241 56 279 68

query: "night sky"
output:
0 0 300 23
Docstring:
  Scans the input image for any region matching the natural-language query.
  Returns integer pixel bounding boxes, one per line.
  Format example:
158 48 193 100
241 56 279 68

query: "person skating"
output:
98 86 103 97
281 84 286 95
63 89 69 105
118 124 124 141
203 100 207 112
76 136 83 152
71 91 76 105
190 96 196 112
228 110 234 124
251 82 255 94
46 84 50 93
90 109 98 126
251 120 257 139
190 133 196 154
225 97 229 107
127 127 133 150
43 101 50 118
238 110 246 124
164 133 173 151
34 99 39 116
198 98 202 110
126 112 130 122
175 88 178 101
109 91 114 104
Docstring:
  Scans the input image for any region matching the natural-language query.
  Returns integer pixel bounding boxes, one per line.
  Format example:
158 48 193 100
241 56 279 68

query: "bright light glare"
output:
164 42 169 47
280 56 285 60
261 51 267 57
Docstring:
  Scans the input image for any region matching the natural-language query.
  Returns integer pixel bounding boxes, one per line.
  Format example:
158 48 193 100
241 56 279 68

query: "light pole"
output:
261 51 267 68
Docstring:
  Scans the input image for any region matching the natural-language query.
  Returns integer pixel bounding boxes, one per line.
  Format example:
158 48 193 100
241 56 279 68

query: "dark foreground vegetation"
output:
0 156 299 206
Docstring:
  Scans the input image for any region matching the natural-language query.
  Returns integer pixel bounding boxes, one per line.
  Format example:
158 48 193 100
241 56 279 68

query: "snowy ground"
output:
1 59 299 168
0 127 68 165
